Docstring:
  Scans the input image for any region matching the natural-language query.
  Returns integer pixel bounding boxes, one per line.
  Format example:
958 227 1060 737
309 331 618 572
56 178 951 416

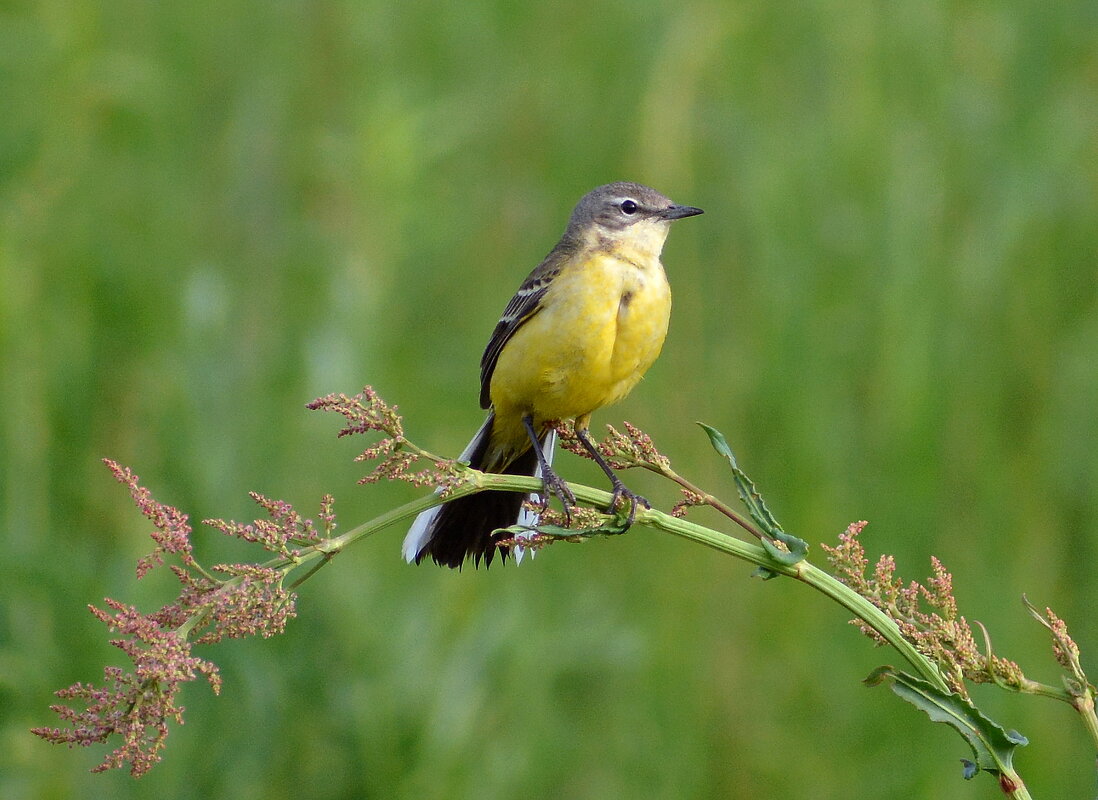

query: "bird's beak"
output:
660 204 704 220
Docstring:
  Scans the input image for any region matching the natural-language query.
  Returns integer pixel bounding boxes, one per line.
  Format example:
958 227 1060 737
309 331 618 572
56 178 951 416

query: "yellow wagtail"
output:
403 182 703 568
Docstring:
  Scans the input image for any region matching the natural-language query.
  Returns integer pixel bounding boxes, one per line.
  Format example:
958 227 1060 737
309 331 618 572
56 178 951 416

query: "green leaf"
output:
697 421 807 565
761 529 809 565
866 666 1027 779
751 566 781 581
863 665 894 687
697 422 737 462
496 516 630 542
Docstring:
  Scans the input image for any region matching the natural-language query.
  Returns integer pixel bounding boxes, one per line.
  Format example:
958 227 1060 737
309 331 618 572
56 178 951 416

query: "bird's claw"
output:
538 466 577 524
608 481 649 528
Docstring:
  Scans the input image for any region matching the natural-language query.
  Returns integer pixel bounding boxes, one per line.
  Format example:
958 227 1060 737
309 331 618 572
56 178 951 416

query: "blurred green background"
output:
3 0 1096 797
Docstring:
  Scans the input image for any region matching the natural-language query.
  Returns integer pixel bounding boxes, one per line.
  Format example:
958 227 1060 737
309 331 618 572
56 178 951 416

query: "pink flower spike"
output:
103 460 194 578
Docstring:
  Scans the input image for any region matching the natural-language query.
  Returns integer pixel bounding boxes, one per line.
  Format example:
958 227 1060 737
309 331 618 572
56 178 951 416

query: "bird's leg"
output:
522 414 576 522
573 423 650 527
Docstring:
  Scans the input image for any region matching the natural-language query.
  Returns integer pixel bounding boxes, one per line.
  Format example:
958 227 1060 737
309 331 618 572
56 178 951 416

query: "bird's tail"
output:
402 412 555 568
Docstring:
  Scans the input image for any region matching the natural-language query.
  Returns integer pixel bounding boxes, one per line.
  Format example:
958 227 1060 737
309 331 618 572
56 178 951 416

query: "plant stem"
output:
469 473 950 693
1075 691 1098 754
267 473 497 586
653 464 763 539
260 468 1044 793
645 506 950 693
268 470 950 694
1000 771 1032 800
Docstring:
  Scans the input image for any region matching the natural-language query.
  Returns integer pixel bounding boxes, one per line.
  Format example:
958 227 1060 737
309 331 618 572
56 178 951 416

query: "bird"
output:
403 181 703 568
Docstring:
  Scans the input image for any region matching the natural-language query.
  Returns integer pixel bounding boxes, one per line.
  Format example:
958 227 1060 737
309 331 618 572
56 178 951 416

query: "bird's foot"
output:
607 479 650 528
537 464 577 524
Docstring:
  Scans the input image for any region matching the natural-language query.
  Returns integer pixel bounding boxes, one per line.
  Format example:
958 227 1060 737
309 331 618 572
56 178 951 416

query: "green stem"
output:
1019 678 1075 703
1075 691 1098 755
653 465 763 539
471 473 950 693
175 487 481 642
236 465 1042 793
269 473 496 585
286 553 332 590
1000 771 1032 800
645 506 950 693
250 469 950 694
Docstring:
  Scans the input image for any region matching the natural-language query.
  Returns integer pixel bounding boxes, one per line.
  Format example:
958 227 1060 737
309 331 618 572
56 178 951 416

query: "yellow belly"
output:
488 251 671 429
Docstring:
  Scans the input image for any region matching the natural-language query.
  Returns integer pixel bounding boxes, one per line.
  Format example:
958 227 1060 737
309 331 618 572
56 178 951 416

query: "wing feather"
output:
478 241 576 408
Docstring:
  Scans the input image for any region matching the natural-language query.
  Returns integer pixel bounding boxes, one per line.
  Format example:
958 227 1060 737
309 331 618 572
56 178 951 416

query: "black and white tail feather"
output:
401 416 557 568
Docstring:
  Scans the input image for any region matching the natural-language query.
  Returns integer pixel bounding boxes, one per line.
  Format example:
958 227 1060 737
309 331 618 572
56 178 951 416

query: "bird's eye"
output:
619 199 638 215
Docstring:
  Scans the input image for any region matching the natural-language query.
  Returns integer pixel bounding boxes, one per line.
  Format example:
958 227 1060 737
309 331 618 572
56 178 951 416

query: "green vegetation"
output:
3 1 1096 797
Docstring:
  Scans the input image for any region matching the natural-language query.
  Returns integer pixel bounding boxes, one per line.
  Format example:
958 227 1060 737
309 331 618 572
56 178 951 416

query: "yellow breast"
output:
488 250 671 424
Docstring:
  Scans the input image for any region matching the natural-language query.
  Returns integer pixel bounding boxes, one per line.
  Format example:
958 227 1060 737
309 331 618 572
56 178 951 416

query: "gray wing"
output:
478 243 575 409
